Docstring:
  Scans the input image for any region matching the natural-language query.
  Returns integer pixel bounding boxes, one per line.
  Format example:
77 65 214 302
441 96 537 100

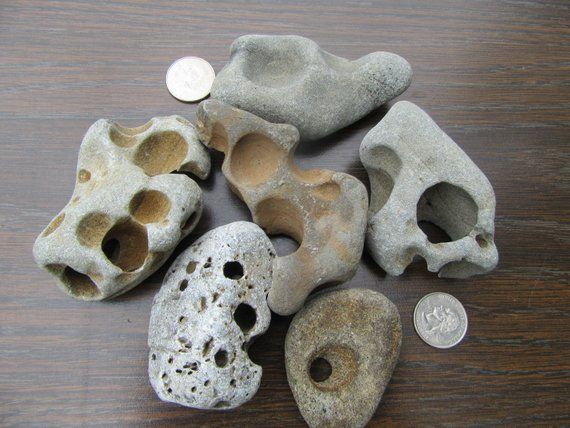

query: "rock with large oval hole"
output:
148 221 274 409
285 288 401 428
33 116 210 300
360 101 499 278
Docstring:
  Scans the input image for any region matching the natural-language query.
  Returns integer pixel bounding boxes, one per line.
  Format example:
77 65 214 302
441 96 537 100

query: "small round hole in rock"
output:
186 261 197 274
179 279 188 291
310 357 332 383
78 169 91 183
223 261 244 280
214 349 228 368
233 303 256 333
476 234 489 248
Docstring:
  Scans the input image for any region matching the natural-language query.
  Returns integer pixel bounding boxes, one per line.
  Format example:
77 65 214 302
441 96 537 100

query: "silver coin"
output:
413 292 468 349
166 56 215 102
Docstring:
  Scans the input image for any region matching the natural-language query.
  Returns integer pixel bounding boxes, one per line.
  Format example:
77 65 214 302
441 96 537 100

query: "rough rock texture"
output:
33 116 210 300
148 222 274 409
285 288 401 428
360 101 499 278
196 100 368 315
211 34 412 142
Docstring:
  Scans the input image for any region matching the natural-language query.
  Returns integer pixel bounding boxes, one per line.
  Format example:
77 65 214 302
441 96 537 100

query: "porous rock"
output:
196 100 368 315
285 288 401 428
360 101 499 278
33 116 210 300
211 34 412 142
148 221 274 409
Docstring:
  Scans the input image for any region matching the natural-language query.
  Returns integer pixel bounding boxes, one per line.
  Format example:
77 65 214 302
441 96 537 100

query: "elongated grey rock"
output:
360 101 499 278
211 34 412 141
33 116 210 300
196 100 368 316
285 288 402 428
148 222 274 409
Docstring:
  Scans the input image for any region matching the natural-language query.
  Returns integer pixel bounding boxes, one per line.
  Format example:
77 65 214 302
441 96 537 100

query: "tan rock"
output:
196 100 368 315
33 116 210 300
285 288 402 428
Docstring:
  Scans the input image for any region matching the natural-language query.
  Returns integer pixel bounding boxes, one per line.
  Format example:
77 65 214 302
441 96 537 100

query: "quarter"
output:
166 56 215 102
413 292 468 349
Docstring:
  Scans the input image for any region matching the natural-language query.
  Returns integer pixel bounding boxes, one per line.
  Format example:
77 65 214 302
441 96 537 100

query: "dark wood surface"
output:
1 0 569 426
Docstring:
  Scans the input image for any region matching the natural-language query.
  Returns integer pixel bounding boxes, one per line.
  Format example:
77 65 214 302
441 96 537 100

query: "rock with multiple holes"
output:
285 288 401 428
148 221 274 409
196 100 368 316
33 116 210 300
211 34 412 141
360 101 498 278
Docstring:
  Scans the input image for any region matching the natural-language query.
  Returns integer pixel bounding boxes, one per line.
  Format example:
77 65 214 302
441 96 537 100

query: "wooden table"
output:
1 1 568 426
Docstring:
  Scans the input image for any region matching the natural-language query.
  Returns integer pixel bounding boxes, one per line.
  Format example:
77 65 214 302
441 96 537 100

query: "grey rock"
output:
360 101 499 278
211 34 412 142
148 221 274 409
196 100 368 316
33 116 210 300
285 288 401 428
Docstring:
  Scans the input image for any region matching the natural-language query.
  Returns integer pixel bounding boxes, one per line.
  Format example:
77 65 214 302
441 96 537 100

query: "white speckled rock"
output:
148 222 274 409
211 34 412 141
285 288 402 428
33 116 210 300
360 101 498 278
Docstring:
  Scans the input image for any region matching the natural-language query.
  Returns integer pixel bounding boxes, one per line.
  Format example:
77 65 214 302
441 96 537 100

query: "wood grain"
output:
1 0 569 426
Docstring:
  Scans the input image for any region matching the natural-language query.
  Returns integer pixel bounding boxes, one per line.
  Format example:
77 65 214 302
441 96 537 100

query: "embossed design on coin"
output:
414 292 468 349
166 57 215 102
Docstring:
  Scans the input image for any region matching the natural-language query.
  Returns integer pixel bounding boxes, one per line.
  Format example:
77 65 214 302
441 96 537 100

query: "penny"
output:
413 292 468 349
166 57 215 102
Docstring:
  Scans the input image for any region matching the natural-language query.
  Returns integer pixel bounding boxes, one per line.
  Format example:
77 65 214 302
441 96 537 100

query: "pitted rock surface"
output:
33 116 210 300
148 222 274 409
211 34 412 141
360 101 498 278
285 288 401 428
196 100 368 316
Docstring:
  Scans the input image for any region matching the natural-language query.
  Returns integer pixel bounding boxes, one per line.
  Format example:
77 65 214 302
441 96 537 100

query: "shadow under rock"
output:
295 104 391 157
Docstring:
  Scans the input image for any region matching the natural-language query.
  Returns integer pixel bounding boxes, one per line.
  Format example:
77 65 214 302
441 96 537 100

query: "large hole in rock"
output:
77 212 112 247
133 131 188 176
255 198 303 256
230 133 283 187
129 190 171 224
223 261 244 280
367 146 401 214
48 264 101 300
101 219 148 272
233 303 256 333
417 182 478 243
309 357 332 383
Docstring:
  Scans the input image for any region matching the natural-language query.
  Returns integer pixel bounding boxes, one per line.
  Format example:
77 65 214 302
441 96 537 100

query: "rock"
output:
33 116 210 300
285 288 401 428
211 34 412 142
148 221 274 409
196 100 368 315
360 101 499 278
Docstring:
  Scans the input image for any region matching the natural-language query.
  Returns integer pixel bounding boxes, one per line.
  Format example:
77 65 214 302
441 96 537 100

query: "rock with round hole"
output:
196 99 368 316
32 116 210 300
148 221 274 409
211 34 412 141
285 288 401 428
360 101 499 278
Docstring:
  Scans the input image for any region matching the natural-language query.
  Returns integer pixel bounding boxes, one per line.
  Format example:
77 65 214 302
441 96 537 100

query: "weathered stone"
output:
148 221 274 409
196 100 368 315
211 34 412 142
285 288 401 428
360 101 499 278
33 116 210 300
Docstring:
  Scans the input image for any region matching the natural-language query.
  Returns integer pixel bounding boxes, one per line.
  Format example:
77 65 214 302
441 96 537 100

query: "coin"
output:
413 292 468 349
166 57 215 102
